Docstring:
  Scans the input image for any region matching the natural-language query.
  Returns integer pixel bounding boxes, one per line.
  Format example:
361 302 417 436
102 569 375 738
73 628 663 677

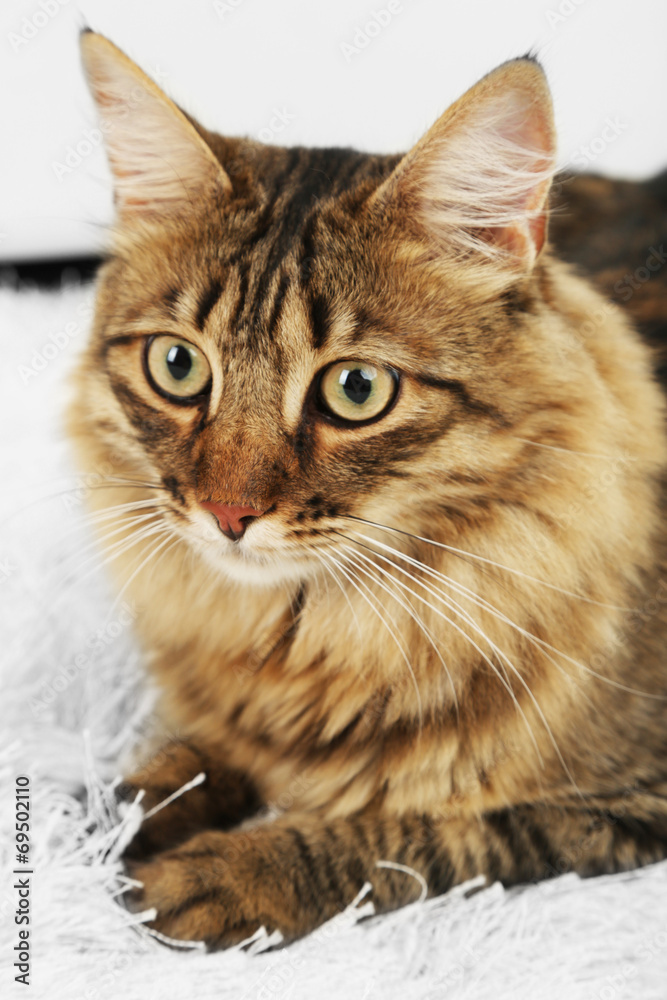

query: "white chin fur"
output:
197 540 312 587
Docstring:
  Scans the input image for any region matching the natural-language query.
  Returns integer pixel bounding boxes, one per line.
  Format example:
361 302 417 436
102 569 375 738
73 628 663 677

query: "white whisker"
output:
11 521 172 670
309 549 363 643
48 512 164 591
323 549 423 728
337 540 547 771
0 477 165 528
343 517 629 611
105 531 179 624
348 531 664 703
339 544 459 720
511 437 633 462
340 535 586 799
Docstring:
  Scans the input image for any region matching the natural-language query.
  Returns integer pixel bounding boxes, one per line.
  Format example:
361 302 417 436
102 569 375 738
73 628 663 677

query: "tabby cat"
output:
70 31 667 947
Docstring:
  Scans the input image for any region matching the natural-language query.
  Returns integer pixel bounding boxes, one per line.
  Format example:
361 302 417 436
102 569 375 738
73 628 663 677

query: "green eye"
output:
318 361 398 424
145 335 211 401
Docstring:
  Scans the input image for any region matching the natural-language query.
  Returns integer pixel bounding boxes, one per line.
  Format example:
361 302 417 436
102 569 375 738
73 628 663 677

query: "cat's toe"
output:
121 837 264 948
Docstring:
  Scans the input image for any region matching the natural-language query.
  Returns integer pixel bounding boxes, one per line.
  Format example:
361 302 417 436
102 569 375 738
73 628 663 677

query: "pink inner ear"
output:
398 70 557 272
487 100 555 259
81 32 232 224
486 212 546 262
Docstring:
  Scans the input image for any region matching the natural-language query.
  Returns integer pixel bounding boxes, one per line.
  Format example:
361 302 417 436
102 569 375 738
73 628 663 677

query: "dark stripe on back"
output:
270 146 303 195
195 279 223 331
330 151 377 194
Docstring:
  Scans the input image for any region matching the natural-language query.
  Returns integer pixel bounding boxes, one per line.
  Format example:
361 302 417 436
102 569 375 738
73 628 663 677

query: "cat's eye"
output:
144 335 212 402
317 361 399 424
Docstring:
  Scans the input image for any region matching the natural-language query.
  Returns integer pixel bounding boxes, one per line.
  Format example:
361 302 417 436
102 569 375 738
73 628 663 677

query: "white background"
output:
1 0 665 261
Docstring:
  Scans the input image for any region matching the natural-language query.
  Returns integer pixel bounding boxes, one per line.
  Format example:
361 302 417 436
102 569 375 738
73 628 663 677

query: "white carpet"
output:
1 280 666 1000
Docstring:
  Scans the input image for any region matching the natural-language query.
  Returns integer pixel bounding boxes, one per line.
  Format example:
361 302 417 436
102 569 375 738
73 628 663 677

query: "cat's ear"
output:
373 58 556 272
80 31 232 223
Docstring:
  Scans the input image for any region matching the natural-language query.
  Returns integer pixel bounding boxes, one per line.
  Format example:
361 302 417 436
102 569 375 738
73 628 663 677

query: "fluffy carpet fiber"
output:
1 282 666 999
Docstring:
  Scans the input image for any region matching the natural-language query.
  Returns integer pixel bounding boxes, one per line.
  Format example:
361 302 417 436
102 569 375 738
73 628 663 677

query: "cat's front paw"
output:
117 742 261 861
125 828 296 948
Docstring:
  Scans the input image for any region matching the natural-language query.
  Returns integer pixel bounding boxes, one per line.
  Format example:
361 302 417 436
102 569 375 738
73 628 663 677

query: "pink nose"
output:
200 501 265 541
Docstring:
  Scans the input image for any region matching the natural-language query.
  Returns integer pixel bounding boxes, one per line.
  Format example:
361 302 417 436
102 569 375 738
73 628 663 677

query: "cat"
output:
68 30 667 947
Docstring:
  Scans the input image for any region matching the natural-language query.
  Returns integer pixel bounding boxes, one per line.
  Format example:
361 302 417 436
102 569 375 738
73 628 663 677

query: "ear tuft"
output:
80 32 231 224
376 59 556 273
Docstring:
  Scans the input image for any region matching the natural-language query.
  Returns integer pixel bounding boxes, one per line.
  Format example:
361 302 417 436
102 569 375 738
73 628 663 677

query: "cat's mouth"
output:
177 506 322 587
197 537 317 587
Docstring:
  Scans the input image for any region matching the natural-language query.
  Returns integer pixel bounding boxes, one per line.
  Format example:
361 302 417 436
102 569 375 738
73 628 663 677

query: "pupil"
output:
166 344 192 381
343 368 372 405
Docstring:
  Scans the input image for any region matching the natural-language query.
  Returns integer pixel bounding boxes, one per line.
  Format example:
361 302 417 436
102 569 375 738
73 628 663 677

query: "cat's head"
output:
74 32 565 586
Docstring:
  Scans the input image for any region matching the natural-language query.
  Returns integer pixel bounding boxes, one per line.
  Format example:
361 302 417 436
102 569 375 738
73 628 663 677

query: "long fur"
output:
65 33 667 947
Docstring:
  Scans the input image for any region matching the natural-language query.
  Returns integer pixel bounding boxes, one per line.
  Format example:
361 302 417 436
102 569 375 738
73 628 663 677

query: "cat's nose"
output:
199 501 265 541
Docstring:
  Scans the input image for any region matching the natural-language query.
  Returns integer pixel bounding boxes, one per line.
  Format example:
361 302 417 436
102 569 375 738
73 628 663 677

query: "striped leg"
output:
126 795 667 947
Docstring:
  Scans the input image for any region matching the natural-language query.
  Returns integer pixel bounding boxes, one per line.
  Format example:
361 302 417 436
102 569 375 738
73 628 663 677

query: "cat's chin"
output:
196 543 313 588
